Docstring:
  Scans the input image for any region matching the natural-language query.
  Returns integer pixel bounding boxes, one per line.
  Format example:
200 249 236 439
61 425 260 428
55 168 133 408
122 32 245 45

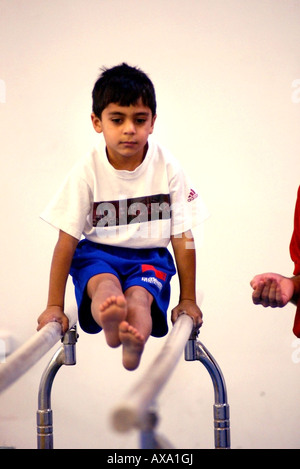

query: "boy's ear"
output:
149 114 157 134
91 113 102 133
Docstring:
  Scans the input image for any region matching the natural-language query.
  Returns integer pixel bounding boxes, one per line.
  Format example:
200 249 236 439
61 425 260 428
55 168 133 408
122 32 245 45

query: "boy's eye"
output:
111 118 147 125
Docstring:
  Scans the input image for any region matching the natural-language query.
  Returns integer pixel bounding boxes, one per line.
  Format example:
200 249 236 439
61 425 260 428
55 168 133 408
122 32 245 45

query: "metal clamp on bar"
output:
37 326 78 450
0 310 77 396
0 322 62 395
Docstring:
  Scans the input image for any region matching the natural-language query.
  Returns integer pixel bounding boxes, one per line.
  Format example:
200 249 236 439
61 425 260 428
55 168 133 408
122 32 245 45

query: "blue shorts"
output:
69 240 176 337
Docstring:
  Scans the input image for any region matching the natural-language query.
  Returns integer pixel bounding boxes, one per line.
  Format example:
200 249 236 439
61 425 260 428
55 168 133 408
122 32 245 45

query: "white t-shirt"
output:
41 135 208 248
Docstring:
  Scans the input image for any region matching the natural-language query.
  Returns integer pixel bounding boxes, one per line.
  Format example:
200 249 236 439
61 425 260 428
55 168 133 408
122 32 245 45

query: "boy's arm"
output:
170 230 203 329
37 230 79 333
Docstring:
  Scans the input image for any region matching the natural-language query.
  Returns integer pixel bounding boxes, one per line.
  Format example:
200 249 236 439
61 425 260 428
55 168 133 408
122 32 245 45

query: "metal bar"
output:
111 314 194 433
0 315 76 395
0 322 62 395
185 337 230 449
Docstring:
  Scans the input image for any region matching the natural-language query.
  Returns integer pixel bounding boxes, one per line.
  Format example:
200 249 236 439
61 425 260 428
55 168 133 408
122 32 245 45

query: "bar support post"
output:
185 332 230 449
37 326 78 449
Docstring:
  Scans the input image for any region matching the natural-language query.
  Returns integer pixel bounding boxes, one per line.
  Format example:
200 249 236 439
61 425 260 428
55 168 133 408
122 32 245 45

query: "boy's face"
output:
91 98 156 170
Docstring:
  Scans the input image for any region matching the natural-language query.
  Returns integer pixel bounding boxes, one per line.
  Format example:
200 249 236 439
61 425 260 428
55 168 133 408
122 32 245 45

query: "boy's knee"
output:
87 272 120 296
125 286 153 307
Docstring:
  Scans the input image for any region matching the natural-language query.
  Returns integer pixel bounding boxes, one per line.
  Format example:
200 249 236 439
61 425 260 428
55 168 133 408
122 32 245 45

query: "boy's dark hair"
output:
92 63 156 118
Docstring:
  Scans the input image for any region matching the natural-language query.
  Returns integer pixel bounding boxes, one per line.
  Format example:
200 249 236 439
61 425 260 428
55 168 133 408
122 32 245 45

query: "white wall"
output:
0 0 299 449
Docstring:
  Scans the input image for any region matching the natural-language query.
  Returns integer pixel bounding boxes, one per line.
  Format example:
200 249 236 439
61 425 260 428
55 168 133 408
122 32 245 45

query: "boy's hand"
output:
250 273 294 308
37 306 69 334
171 299 203 330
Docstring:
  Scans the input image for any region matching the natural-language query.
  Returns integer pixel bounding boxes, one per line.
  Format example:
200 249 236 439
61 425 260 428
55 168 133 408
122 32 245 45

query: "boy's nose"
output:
124 120 136 134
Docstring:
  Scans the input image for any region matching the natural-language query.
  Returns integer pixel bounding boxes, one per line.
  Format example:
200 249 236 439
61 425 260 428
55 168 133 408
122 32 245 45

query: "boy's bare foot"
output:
119 321 145 371
99 295 127 347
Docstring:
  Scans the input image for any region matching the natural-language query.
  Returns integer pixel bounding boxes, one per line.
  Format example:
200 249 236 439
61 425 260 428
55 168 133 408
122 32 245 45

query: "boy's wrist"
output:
46 304 64 311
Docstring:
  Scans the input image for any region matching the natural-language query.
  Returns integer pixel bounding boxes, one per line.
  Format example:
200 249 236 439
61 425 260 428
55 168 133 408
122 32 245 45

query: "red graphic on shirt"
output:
141 264 167 281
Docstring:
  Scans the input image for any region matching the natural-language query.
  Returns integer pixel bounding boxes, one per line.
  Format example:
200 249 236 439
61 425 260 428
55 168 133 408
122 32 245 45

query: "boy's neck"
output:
106 143 148 171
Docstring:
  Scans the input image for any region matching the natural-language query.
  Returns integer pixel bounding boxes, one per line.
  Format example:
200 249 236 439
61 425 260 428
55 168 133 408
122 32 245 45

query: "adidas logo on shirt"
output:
187 189 198 202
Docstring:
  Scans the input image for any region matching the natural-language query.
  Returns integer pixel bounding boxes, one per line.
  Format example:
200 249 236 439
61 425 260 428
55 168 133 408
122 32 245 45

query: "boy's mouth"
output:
121 141 137 146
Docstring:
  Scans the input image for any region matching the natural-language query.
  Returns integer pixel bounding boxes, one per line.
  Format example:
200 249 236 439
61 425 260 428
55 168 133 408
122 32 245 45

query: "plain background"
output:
0 0 300 449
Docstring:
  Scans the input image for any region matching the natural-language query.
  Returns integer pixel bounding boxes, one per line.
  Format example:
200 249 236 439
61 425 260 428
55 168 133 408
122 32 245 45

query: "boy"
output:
37 63 206 370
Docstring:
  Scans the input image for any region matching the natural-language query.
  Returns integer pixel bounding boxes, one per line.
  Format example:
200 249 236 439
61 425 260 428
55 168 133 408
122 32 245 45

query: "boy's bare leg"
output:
120 286 153 370
87 273 127 347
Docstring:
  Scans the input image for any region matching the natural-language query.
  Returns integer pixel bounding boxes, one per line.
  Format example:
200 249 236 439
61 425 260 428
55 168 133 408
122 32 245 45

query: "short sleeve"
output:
40 165 93 240
169 166 209 236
